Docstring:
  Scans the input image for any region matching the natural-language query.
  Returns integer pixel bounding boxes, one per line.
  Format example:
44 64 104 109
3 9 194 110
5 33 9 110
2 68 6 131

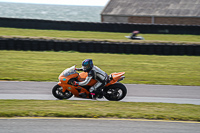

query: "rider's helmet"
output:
82 59 93 72
132 31 139 36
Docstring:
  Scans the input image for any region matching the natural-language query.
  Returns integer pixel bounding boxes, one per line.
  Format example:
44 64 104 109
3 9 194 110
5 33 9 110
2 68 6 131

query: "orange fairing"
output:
58 72 91 98
106 72 125 86
58 65 78 84
59 73 78 83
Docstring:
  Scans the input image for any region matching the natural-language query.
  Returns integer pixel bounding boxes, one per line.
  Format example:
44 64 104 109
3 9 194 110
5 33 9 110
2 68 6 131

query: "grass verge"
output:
0 27 200 44
1 50 200 86
0 100 199 122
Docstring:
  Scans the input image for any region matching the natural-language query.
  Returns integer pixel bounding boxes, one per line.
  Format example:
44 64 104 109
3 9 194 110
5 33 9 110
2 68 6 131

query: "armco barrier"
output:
0 37 200 56
0 17 200 35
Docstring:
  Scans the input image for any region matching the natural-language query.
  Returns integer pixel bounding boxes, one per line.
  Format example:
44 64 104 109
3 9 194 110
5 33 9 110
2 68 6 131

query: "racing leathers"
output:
76 66 108 97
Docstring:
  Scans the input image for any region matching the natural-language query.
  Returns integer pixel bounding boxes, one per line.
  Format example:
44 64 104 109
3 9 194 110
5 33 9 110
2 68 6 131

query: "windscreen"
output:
62 66 77 77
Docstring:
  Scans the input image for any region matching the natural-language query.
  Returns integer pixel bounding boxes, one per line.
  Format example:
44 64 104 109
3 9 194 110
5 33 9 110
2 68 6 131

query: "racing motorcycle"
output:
52 65 127 101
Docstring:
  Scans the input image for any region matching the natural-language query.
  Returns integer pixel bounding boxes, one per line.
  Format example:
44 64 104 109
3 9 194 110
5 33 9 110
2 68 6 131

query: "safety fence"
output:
0 38 199 56
0 17 200 35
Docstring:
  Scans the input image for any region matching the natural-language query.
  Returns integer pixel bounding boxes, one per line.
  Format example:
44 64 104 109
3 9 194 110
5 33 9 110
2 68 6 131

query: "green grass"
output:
0 27 200 43
0 100 199 121
0 50 200 86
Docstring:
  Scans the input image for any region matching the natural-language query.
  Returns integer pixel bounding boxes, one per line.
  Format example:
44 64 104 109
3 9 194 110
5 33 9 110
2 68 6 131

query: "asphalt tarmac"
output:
0 81 200 104
0 118 199 133
0 81 200 132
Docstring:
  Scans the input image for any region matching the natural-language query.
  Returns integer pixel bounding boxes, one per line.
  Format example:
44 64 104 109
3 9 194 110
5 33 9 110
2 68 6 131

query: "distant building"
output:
101 0 200 25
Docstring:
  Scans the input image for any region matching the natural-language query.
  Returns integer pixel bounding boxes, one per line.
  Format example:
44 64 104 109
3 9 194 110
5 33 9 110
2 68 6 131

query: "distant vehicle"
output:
125 31 144 40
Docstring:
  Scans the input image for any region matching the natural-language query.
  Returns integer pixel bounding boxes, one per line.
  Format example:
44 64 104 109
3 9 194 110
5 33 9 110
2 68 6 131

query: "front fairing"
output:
57 66 91 99
59 66 78 83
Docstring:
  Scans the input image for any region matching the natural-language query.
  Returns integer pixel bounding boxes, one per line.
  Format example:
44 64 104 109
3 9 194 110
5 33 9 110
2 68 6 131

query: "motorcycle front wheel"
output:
103 82 127 101
52 84 73 100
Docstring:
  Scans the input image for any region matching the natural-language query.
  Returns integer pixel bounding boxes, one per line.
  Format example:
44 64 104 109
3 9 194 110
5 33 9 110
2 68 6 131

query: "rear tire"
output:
52 84 73 100
103 83 127 101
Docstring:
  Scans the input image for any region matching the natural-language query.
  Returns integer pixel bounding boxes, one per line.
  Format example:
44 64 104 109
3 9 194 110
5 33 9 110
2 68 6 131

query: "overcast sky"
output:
0 0 110 6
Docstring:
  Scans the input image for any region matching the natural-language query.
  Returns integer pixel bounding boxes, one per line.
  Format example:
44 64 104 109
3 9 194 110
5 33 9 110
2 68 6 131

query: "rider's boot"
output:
91 93 97 100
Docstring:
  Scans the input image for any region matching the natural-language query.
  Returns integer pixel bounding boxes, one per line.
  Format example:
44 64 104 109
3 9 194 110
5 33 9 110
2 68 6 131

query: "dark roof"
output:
101 0 200 17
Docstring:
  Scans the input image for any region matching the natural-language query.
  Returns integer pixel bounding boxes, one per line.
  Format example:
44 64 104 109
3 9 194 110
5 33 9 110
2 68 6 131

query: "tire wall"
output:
0 38 199 56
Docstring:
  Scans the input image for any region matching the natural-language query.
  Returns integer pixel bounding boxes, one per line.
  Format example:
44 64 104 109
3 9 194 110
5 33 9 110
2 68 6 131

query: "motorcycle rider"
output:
128 31 144 40
73 59 108 99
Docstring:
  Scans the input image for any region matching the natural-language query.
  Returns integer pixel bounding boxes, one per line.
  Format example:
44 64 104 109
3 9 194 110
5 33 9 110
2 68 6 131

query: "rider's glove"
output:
73 81 79 86
75 68 82 71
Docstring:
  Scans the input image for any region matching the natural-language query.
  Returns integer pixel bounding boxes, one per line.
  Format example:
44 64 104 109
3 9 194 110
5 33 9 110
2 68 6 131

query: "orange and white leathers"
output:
76 66 108 93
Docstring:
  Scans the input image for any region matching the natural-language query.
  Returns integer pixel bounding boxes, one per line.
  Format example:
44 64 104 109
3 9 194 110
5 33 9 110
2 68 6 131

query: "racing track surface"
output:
0 81 200 105
0 81 200 133
0 118 200 133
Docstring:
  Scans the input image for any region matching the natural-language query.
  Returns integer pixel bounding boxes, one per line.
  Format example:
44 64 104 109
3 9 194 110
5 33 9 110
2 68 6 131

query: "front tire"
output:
52 84 73 100
103 83 127 101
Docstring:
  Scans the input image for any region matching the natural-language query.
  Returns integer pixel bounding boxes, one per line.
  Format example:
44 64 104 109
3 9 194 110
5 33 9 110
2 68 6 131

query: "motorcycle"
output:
125 30 144 40
52 65 127 101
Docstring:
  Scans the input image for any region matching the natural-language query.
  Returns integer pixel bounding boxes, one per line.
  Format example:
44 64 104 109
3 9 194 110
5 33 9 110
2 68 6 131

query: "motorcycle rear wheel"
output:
52 84 73 100
103 82 127 101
